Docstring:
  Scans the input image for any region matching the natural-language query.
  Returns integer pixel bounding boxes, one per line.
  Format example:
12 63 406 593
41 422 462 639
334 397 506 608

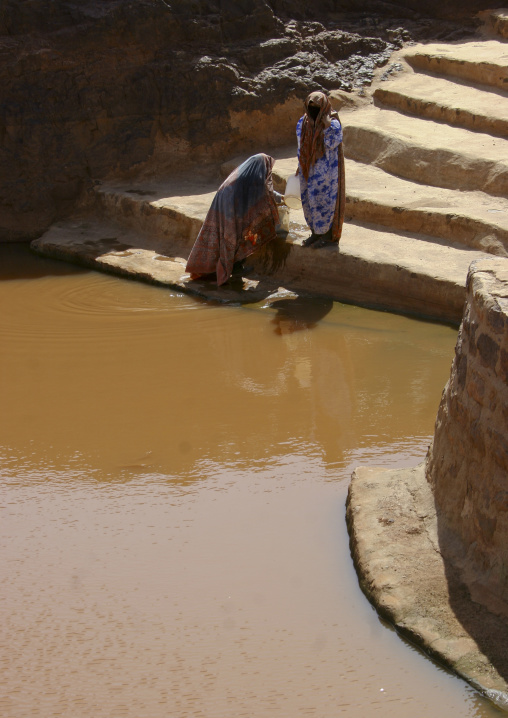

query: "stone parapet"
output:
426 257 508 610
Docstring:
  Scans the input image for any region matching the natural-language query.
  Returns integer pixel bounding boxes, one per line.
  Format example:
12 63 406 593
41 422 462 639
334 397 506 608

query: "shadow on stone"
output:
254 236 293 275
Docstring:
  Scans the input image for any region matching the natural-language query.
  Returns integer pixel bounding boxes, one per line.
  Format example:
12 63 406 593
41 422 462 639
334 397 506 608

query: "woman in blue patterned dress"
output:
296 91 346 249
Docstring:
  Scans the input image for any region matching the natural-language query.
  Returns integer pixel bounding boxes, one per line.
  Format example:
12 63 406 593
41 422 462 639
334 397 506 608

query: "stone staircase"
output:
32 8 508 324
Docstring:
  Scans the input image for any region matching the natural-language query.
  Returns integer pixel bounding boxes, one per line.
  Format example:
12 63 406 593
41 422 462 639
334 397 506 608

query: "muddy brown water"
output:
0 244 501 717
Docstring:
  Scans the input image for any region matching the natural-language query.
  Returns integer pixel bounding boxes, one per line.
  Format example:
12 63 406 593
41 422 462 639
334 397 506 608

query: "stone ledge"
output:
29 219 291 306
30 214 478 323
344 105 508 198
221 154 508 257
346 464 508 711
403 40 508 90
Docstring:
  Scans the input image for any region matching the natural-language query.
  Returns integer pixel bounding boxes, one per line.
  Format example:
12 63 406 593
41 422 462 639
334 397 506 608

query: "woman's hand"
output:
322 113 332 128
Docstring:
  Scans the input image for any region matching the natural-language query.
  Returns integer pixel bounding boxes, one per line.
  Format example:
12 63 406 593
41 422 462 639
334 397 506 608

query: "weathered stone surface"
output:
346 464 508 710
342 160 508 256
33 169 484 323
403 40 508 90
29 218 291 306
222 144 508 257
343 105 508 197
426 258 508 611
374 70 508 138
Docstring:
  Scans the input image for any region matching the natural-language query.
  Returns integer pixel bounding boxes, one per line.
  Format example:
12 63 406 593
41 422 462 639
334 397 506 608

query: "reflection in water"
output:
270 295 333 334
0 241 87 281
0 245 499 717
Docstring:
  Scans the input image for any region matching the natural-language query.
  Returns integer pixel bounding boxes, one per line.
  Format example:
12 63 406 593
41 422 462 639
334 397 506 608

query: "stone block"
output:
488 306 505 335
476 332 499 370
427 257 508 607
500 348 508 384
466 372 485 407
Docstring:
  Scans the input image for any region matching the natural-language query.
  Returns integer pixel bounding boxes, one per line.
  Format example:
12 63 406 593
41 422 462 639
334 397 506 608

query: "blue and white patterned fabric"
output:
296 117 343 234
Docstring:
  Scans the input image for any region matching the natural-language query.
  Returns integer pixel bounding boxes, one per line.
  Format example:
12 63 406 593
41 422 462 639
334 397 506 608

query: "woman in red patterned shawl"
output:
186 153 283 286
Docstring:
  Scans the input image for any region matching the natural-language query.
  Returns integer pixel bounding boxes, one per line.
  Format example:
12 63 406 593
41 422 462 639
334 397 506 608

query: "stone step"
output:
374 72 508 138
402 41 508 91
262 155 508 257
93 157 508 258
92 172 299 248
29 218 286 306
92 177 218 249
342 161 508 257
268 156 508 256
31 211 485 324
269 220 478 324
343 105 508 197
482 8 508 39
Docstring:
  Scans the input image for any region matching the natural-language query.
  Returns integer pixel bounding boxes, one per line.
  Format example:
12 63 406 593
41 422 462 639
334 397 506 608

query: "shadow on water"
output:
438 523 508 708
0 242 88 280
270 295 334 335
374 609 506 715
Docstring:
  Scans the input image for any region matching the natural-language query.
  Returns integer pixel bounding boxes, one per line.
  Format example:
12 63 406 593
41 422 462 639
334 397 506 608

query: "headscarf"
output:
231 153 276 222
298 91 333 181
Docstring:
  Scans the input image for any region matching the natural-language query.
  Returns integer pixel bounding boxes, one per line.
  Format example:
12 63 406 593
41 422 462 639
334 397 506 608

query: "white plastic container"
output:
284 172 302 209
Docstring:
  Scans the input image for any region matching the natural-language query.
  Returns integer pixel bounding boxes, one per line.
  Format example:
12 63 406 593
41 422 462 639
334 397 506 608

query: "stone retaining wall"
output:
426 257 508 609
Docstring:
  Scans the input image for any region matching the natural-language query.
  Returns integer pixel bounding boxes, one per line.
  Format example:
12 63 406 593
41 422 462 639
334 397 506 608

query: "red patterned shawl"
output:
186 154 279 286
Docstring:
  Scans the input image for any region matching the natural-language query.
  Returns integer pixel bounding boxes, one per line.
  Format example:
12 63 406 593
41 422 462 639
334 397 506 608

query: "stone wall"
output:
0 0 481 242
426 258 508 610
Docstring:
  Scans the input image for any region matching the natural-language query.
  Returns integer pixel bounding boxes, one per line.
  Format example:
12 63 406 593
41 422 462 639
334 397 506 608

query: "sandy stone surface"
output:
343 161 508 256
222 149 508 257
344 26 508 710
403 40 508 89
374 71 508 138
346 464 508 711
348 256 508 712
344 104 508 197
30 219 295 306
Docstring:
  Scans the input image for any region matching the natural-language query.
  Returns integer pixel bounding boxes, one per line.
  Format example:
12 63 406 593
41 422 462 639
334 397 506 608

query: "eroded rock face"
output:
0 0 482 240
426 258 508 610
